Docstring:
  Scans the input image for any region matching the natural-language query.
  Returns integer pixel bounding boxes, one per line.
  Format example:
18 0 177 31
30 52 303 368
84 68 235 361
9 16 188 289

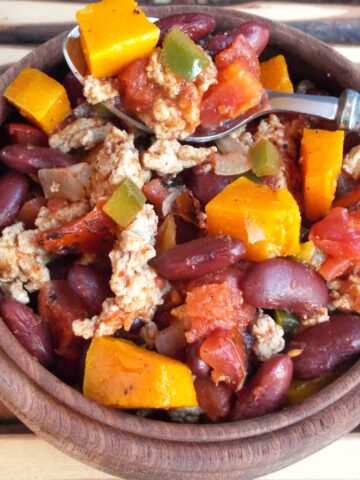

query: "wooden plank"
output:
0 434 359 480
0 1 360 26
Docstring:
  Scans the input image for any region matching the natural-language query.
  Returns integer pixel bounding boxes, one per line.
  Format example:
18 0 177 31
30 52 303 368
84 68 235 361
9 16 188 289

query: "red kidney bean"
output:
38 280 88 363
289 314 360 379
231 354 293 421
0 144 75 174
0 170 29 230
47 255 78 280
186 263 251 291
204 21 270 56
186 340 211 378
336 172 358 199
0 299 54 367
150 236 246 281
3 123 48 147
64 73 85 109
17 196 46 229
67 263 112 316
194 377 232 421
242 258 328 316
185 165 235 205
156 13 216 45
155 320 187 359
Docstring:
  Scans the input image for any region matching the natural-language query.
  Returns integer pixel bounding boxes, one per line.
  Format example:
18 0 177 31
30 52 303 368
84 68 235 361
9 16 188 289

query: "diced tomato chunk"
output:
200 61 264 128
38 280 88 362
215 34 260 77
118 57 155 114
173 282 255 343
142 178 169 217
318 256 353 282
200 328 247 389
36 206 116 255
309 207 360 260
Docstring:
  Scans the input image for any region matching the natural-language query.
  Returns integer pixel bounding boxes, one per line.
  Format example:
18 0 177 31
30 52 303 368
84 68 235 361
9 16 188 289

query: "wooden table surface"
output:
0 1 359 479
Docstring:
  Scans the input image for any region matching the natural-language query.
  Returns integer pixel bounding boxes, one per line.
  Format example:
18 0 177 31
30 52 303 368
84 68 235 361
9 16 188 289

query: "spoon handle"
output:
337 89 360 132
268 89 360 132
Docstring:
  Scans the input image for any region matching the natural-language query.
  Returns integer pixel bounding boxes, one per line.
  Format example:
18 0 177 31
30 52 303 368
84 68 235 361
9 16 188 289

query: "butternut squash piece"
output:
83 337 198 409
260 55 294 93
301 129 344 221
76 0 160 78
4 68 71 134
206 177 301 261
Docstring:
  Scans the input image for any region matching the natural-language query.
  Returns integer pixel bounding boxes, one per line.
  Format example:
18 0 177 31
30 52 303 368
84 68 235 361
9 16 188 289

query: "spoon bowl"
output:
64 25 360 142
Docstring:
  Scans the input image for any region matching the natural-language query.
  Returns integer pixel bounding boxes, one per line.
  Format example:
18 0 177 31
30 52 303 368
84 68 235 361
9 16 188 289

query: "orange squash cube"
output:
4 67 71 134
301 129 344 221
83 337 198 409
206 177 301 261
260 55 294 93
77 0 160 78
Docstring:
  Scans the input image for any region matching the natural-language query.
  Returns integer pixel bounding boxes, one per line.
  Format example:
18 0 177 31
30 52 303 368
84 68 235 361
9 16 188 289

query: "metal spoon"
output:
64 26 360 143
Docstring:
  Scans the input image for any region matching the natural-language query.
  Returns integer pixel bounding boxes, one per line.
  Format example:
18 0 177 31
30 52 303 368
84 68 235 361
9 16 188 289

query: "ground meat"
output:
299 306 329 327
49 118 112 153
73 205 166 338
141 48 217 140
329 274 360 313
0 223 50 304
342 145 360 180
251 312 285 362
83 75 119 105
35 200 90 231
142 139 216 176
89 126 150 205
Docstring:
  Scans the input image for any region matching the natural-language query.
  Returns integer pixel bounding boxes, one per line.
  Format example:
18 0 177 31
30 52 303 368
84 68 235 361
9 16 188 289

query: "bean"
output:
204 21 270 56
289 314 360 379
3 123 48 147
231 354 293 421
150 236 246 281
48 255 78 281
185 165 235 205
64 73 85 109
186 340 211 378
17 196 46 229
0 144 75 174
155 320 187 359
242 258 328 317
186 263 251 291
67 263 112 316
0 170 29 230
194 377 233 421
0 299 54 367
156 13 216 45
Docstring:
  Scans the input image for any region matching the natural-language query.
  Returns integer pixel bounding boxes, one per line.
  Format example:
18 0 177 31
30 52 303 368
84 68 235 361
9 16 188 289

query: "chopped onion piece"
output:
39 162 92 202
244 217 266 244
214 151 251 176
216 136 245 154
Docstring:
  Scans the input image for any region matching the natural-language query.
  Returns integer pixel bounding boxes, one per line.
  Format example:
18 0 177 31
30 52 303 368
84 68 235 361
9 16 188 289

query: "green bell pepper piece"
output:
103 178 146 228
249 139 282 177
160 28 210 81
274 309 299 335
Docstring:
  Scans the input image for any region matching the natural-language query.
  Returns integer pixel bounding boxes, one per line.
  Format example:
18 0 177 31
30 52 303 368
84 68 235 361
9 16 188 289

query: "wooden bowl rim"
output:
0 3 359 450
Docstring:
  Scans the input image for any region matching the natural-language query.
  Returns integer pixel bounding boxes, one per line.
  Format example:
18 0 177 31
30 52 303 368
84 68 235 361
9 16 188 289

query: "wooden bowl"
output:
1 6 360 480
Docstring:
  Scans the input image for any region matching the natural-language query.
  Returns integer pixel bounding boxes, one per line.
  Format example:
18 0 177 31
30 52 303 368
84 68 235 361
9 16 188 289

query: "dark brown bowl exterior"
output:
0 6 360 480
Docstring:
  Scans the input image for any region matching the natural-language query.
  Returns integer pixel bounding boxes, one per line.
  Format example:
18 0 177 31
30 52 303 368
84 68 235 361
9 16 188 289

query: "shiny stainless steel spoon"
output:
64 26 360 143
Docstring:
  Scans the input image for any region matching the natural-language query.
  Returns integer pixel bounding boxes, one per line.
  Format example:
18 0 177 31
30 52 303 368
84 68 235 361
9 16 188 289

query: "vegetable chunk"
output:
301 129 344 221
4 68 71 134
83 337 198 409
77 0 160 78
206 177 301 261
260 55 294 93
